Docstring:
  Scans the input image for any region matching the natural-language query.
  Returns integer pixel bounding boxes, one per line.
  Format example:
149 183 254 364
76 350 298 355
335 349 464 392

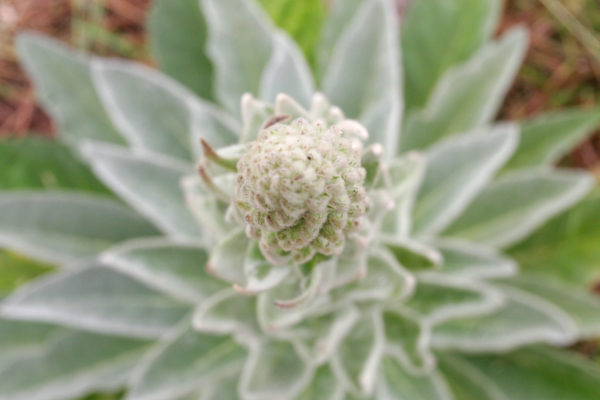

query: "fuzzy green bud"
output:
234 117 369 265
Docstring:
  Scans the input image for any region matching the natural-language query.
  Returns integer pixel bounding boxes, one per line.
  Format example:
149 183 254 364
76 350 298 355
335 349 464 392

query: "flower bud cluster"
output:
234 118 368 264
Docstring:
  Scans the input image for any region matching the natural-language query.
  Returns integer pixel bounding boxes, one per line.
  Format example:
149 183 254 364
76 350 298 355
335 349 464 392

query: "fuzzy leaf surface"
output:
503 108 600 171
101 238 227 304
0 191 157 265
322 0 401 156
1 264 190 339
128 324 244 400
443 169 594 248
412 124 518 236
148 0 213 99
442 347 600 400
509 188 600 287
402 0 500 110
81 142 203 239
16 33 123 146
92 60 196 160
0 329 149 400
0 137 106 192
400 28 527 151
201 0 274 115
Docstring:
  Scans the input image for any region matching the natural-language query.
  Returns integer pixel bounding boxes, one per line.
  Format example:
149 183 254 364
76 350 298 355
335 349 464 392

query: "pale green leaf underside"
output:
412 124 519 236
92 59 196 161
322 0 401 156
0 191 157 265
201 0 274 115
443 169 594 248
80 142 203 239
379 357 452 400
128 323 244 400
148 0 213 99
501 275 600 337
400 27 527 151
1 263 190 339
240 340 313 400
402 0 500 110
260 32 315 107
432 287 576 352
503 108 600 171
434 239 517 279
16 33 123 147
442 347 600 400
0 319 60 370
0 329 149 400
101 237 227 304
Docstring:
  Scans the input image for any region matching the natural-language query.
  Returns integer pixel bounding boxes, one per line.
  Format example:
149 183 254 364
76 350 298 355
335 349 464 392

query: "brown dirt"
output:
0 0 151 137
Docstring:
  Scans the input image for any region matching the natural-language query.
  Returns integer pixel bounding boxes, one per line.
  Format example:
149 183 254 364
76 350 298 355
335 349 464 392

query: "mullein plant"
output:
2 0 600 399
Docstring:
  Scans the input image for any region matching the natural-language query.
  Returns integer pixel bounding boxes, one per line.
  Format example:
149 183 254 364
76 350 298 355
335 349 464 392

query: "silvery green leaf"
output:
80 142 203 239
331 310 385 396
402 0 501 110
0 191 157 265
288 307 360 365
274 93 311 119
501 275 600 337
0 330 150 400
438 354 513 400
400 28 527 151
240 340 313 400
378 356 453 400
148 0 213 99
0 319 60 370
325 239 368 290
382 237 443 270
181 176 234 243
383 308 434 374
196 370 240 400
206 229 249 285
297 365 345 400
316 0 364 77
434 239 517 279
338 248 415 302
412 124 519 237
16 33 123 147
404 274 503 324
443 169 594 248
237 242 290 295
189 101 241 156
92 59 195 160
503 108 600 172
127 323 244 400
322 0 401 156
508 187 600 288
444 347 600 400
201 0 274 115
432 286 577 352
1 263 190 339
193 289 260 337
260 32 315 107
240 94 274 143
272 264 322 309
379 153 425 236
257 279 327 332
101 238 227 304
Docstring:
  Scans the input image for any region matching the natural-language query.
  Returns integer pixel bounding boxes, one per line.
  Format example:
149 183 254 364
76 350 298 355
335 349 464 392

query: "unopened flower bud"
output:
234 118 369 264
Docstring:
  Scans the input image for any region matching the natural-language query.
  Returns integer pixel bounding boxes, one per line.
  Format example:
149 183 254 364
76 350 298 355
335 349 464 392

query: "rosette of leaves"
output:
2 0 600 399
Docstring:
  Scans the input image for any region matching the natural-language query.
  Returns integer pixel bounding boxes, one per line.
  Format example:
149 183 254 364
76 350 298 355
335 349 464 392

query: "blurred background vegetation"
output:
0 0 599 396
0 0 598 171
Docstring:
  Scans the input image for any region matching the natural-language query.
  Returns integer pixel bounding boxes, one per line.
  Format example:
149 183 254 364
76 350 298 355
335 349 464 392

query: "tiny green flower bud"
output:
234 117 369 265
